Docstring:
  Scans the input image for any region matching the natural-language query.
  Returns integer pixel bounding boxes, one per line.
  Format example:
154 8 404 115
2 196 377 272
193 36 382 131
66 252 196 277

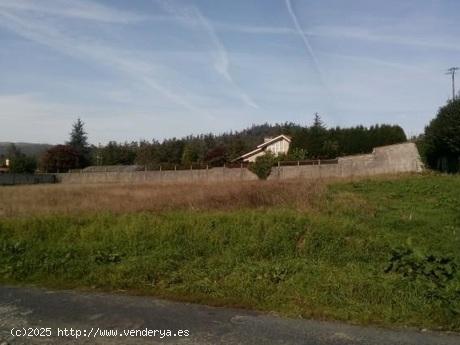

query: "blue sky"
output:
0 0 458 144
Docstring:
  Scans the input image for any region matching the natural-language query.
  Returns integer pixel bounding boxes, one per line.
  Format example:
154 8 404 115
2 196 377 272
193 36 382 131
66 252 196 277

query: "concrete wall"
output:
57 166 258 184
0 174 56 186
269 142 423 180
56 142 423 184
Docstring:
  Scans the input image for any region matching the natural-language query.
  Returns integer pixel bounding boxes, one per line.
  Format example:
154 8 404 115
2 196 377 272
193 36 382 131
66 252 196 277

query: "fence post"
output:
318 159 322 179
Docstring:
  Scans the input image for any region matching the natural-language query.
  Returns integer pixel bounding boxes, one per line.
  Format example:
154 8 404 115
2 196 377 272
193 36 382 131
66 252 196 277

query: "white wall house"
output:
233 135 291 162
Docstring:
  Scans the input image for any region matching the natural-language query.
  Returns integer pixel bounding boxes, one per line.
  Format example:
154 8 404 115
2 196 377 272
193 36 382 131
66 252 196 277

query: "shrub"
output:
249 153 275 180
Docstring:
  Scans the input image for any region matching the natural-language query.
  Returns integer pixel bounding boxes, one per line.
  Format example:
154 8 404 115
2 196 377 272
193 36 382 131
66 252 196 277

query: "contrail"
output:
285 0 323 82
284 0 339 120
0 8 201 114
192 7 259 109
156 0 259 109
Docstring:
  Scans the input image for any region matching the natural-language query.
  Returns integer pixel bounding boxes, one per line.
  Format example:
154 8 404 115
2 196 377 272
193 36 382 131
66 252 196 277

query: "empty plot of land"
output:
1 174 459 332
0 180 325 217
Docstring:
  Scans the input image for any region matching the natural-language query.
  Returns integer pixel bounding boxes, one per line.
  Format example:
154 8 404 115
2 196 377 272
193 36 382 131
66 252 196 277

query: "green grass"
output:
1 174 460 330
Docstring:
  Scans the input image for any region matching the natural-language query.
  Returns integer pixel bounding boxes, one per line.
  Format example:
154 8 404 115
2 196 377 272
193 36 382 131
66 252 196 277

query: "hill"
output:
0 142 52 157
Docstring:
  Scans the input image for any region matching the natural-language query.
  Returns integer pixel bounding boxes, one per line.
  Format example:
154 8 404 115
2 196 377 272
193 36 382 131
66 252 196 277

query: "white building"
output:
234 135 291 162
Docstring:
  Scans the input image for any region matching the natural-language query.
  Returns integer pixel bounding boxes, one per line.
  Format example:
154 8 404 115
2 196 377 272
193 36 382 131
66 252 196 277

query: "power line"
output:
446 67 459 100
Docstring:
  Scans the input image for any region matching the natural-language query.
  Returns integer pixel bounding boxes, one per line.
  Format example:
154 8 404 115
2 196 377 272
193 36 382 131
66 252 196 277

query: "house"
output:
233 134 291 162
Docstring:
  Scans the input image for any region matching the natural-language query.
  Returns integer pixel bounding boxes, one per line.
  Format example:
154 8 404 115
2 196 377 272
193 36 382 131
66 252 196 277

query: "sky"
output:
0 0 458 144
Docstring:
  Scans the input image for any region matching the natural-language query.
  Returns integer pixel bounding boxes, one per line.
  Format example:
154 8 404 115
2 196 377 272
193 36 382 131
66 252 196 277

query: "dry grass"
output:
0 179 326 217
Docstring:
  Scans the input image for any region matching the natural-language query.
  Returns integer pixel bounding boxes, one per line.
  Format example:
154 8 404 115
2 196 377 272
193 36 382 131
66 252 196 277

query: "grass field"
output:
1 174 459 331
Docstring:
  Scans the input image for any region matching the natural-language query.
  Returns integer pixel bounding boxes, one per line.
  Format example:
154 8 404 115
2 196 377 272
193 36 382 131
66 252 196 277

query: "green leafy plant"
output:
93 249 123 264
385 247 460 315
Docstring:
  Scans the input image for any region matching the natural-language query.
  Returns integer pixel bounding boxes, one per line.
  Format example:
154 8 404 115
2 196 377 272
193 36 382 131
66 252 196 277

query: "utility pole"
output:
446 67 459 100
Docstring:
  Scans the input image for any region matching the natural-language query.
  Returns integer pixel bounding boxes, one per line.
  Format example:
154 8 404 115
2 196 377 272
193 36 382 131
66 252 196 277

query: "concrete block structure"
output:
56 142 423 184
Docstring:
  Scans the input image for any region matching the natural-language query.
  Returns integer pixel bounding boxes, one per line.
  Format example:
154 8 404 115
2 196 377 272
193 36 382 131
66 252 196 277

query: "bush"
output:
249 153 275 180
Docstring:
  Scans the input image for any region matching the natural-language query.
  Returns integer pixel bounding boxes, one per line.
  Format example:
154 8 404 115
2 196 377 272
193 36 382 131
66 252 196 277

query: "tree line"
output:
1 115 412 173
3 96 459 174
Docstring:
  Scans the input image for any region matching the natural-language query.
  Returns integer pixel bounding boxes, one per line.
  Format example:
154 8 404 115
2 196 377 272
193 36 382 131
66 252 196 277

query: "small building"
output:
233 134 291 162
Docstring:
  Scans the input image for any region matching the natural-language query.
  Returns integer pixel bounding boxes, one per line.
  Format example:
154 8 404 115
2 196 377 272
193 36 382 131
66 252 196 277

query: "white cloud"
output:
308 25 460 52
213 22 295 35
0 0 146 23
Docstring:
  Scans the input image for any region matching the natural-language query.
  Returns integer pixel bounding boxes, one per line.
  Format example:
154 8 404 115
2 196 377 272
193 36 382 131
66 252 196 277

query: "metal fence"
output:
66 159 339 173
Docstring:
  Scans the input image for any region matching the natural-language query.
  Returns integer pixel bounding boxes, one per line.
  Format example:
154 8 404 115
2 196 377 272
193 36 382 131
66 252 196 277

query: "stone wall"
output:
56 142 423 184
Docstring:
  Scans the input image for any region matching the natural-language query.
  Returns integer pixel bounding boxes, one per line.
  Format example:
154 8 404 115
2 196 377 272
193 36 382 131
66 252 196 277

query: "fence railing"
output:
66 158 339 174
275 159 339 167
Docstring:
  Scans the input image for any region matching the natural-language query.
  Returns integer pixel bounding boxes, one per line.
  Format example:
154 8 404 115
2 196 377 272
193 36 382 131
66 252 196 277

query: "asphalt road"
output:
0 286 459 345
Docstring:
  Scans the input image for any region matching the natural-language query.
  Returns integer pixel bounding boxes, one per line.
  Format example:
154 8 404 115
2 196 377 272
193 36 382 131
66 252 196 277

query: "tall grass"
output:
0 179 325 217
1 174 459 330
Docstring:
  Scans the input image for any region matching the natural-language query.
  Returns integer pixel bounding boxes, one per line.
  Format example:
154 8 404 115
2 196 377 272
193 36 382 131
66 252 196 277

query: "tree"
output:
309 113 328 158
287 147 308 161
98 141 137 165
181 139 206 165
158 138 185 164
9 156 37 173
40 145 80 173
6 143 21 159
312 112 325 129
67 118 90 168
289 113 328 159
135 140 160 167
6 144 37 173
289 118 406 159
423 99 460 172
249 153 275 180
205 146 227 167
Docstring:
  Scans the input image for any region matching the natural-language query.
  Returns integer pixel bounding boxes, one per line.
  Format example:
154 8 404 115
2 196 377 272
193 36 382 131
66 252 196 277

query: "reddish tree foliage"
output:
40 145 80 173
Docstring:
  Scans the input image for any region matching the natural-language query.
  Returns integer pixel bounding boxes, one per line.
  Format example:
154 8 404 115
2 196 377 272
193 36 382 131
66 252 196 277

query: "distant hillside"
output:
0 142 52 157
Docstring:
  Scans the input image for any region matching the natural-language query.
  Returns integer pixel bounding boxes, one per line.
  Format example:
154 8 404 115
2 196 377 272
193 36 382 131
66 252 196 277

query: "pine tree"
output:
312 112 325 130
67 118 90 168
309 113 328 158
